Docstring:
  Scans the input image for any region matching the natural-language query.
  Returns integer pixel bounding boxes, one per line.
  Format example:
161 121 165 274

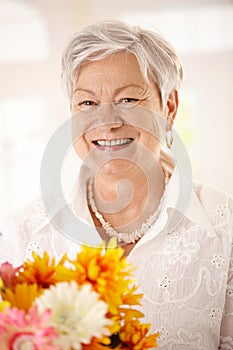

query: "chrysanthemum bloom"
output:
119 319 159 349
17 252 66 288
0 279 11 311
2 283 42 311
56 244 138 314
0 306 58 350
35 281 111 350
55 242 145 335
82 336 111 350
0 300 10 312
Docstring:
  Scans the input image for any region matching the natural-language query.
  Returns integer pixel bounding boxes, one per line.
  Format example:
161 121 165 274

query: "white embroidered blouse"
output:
0 165 232 349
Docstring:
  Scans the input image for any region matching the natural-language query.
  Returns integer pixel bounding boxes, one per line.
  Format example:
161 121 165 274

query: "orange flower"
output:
54 262 79 284
0 280 11 312
18 251 66 288
68 243 136 315
0 242 160 349
82 335 111 350
2 283 42 311
119 319 159 349
55 240 143 336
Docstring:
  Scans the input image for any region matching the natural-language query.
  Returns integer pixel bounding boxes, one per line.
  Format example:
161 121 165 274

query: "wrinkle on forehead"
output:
73 52 148 94
73 84 149 100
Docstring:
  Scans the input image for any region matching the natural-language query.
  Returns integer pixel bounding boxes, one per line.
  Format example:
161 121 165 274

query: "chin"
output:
97 159 133 177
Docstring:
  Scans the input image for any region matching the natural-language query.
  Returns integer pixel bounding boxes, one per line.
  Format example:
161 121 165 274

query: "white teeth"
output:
96 139 132 147
96 140 106 146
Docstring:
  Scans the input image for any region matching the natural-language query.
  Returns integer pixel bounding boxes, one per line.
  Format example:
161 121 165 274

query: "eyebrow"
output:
73 88 95 96
73 84 146 96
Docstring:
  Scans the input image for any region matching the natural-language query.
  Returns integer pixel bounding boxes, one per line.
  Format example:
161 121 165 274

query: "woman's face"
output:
71 52 176 175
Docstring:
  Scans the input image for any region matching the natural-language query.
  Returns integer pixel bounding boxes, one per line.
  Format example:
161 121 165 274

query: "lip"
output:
92 138 134 151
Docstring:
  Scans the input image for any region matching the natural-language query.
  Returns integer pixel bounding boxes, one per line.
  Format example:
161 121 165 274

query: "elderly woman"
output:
1 20 233 349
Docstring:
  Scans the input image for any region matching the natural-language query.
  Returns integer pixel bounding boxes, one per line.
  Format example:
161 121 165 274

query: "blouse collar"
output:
73 159 216 237
38 153 216 244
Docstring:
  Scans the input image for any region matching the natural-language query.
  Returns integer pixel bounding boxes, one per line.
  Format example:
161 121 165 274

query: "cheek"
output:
73 136 89 160
139 131 161 155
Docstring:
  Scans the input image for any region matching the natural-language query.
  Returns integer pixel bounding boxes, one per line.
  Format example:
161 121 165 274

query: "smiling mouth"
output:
93 138 134 147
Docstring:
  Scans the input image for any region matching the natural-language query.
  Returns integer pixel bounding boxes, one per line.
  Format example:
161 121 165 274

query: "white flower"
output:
35 281 111 350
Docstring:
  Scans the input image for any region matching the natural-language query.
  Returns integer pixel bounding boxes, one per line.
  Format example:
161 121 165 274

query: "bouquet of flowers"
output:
0 240 159 350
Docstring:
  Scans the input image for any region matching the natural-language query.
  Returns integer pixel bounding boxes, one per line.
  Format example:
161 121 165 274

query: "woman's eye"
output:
77 100 98 111
79 101 97 106
119 98 139 104
115 98 140 108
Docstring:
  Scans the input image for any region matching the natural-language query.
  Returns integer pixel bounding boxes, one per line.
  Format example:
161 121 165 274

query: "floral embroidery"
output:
176 329 202 347
211 205 231 228
220 336 233 346
166 231 179 242
26 241 41 258
226 286 233 299
229 252 233 272
208 308 222 324
158 275 171 289
216 206 230 218
157 326 170 344
164 227 200 265
210 253 225 268
1 181 233 349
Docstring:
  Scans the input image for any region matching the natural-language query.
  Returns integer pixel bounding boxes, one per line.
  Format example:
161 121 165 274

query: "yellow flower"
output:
0 300 11 312
2 283 42 311
69 244 136 315
54 263 79 284
18 251 66 288
120 319 159 349
82 336 111 350
0 243 160 349
55 240 143 336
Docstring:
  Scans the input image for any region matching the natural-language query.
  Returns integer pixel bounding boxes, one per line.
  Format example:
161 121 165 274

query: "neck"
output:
87 162 169 246
95 166 148 200
92 162 166 231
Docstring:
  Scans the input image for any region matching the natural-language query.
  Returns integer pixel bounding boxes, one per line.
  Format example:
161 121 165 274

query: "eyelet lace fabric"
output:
126 184 233 349
0 183 232 349
0 199 81 265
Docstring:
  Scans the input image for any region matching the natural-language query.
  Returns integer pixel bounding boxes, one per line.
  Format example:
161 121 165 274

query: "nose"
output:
96 103 124 131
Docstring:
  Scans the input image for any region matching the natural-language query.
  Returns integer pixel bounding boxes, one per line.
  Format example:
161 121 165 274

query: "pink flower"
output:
0 306 59 350
0 262 21 289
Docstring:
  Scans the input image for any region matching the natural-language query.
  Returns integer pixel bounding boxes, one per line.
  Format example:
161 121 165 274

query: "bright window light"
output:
0 0 49 61
121 5 233 54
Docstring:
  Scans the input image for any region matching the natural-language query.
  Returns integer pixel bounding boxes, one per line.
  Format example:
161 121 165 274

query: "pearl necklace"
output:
88 171 169 244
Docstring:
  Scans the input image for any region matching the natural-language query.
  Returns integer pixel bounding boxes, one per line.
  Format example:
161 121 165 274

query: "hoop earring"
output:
166 129 173 149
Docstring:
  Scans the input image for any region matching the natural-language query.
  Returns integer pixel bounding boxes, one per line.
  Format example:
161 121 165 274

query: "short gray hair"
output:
61 20 183 106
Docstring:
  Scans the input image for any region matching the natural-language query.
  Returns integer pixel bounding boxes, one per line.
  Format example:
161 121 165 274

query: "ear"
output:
165 89 179 128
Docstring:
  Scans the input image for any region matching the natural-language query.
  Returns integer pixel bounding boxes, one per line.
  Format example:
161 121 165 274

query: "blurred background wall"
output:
0 0 233 216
